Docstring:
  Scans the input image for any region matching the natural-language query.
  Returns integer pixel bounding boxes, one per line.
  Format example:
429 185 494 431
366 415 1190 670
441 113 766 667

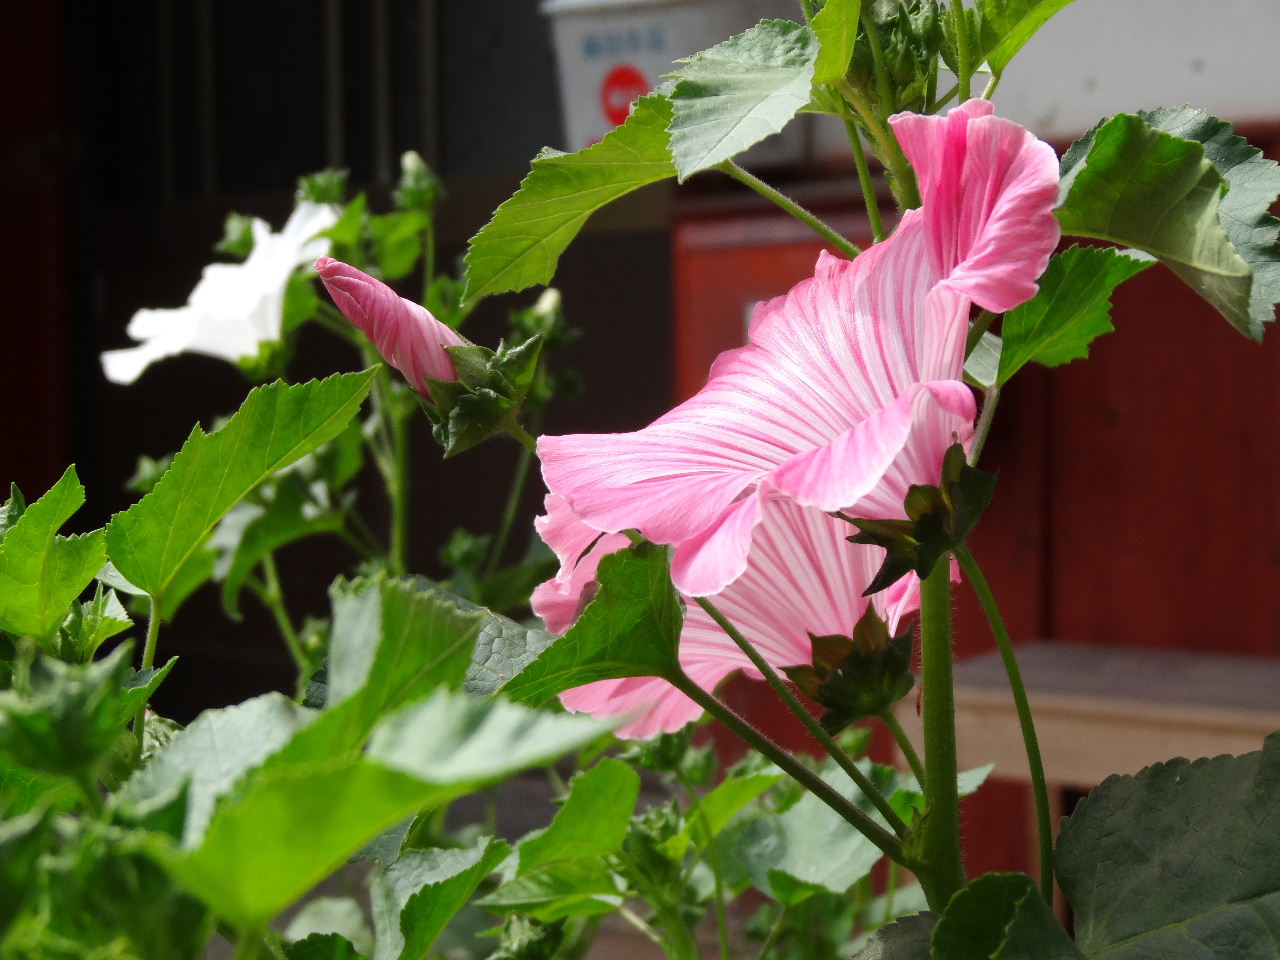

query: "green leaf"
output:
963 331 1002 390
369 837 511 960
0 807 51 931
1140 106 1280 339
287 934 367 960
214 478 344 619
365 689 609 785
272 576 486 763
0 645 134 782
852 912 937 960
933 873 1080 960
661 771 781 861
518 758 639 873
159 692 605 928
975 0 1077 76
323 193 369 251
0 482 26 540
812 0 861 83
370 210 429 281
0 465 106 642
462 95 676 306
117 692 317 846
61 581 132 661
668 19 819 180
463 600 559 698
119 656 177 724
1057 735 1280 959
997 245 1151 384
480 858 621 922
498 542 682 706
1056 114 1258 339
106 371 374 604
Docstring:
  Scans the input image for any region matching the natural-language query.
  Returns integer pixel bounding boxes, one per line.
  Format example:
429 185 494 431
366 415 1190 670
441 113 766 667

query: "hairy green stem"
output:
506 420 540 455
388 389 411 576
131 598 162 764
677 769 730 960
955 544 1053 901
836 81 921 209
257 554 309 686
484 413 538 579
967 386 1001 466
756 904 789 960
846 118 886 242
666 669 906 864
693 595 909 837
950 0 972 101
717 160 861 259
880 708 926 788
916 558 966 909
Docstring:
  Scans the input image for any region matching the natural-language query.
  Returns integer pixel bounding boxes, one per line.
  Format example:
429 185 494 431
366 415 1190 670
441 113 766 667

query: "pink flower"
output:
532 494 919 739
316 257 467 400
538 101 1060 598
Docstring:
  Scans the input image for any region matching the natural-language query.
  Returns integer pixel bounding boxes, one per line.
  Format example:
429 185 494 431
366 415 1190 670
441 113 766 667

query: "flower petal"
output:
890 99 1061 313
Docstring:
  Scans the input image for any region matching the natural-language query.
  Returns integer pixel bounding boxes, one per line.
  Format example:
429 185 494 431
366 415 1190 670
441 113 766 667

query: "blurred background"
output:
4 0 1280 882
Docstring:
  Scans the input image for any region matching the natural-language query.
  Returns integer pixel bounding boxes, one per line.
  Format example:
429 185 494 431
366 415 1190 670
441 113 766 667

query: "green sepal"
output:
849 443 996 594
59 582 132 662
783 610 915 735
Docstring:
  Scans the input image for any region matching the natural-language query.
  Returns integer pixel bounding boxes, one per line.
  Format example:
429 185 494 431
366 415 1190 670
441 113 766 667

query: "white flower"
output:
101 202 339 384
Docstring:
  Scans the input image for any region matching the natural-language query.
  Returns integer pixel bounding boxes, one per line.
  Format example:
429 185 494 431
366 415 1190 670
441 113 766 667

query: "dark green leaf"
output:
975 0 1077 75
0 807 51 930
812 0 862 83
287 933 368 960
997 245 1151 384
518 758 639 873
0 465 106 642
462 94 676 306
1057 735 1280 959
852 912 937 960
1056 114 1258 338
668 20 818 180
0 645 133 782
369 836 511 960
933 873 1080 960
499 542 682 706
106 372 374 605
1140 106 1280 340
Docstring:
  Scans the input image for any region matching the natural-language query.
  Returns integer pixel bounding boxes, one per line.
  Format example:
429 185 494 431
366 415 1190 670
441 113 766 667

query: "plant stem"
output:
693 595 909 838
756 905 789 960
967 386 1000 466
955 544 1053 901
836 81 921 209
883 859 901 925
915 557 966 909
257 553 309 684
231 931 262 960
131 597 162 764
666 669 905 865
617 906 669 951
950 0 972 101
506 420 539 455
678 769 730 960
880 708 926 788
717 160 861 259
846 119 886 242
484 417 537 579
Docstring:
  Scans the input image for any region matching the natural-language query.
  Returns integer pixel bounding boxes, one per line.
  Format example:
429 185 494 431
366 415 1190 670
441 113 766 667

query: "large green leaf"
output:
0 465 105 642
997 245 1151 384
369 837 511 960
933 873 1080 960
498 541 683 706
105 372 374 604
812 0 862 83
117 692 317 847
975 0 1077 75
157 692 605 928
1141 106 1280 339
272 576 486 764
852 912 937 960
462 95 676 306
668 19 819 180
1057 735 1280 959
517 758 639 873
1056 114 1258 339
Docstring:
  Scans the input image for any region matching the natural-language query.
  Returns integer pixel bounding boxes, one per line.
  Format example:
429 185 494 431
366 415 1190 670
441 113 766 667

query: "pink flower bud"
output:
316 256 467 400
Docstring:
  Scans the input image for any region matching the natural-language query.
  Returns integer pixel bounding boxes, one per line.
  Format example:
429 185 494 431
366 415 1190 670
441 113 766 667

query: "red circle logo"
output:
600 64 650 127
